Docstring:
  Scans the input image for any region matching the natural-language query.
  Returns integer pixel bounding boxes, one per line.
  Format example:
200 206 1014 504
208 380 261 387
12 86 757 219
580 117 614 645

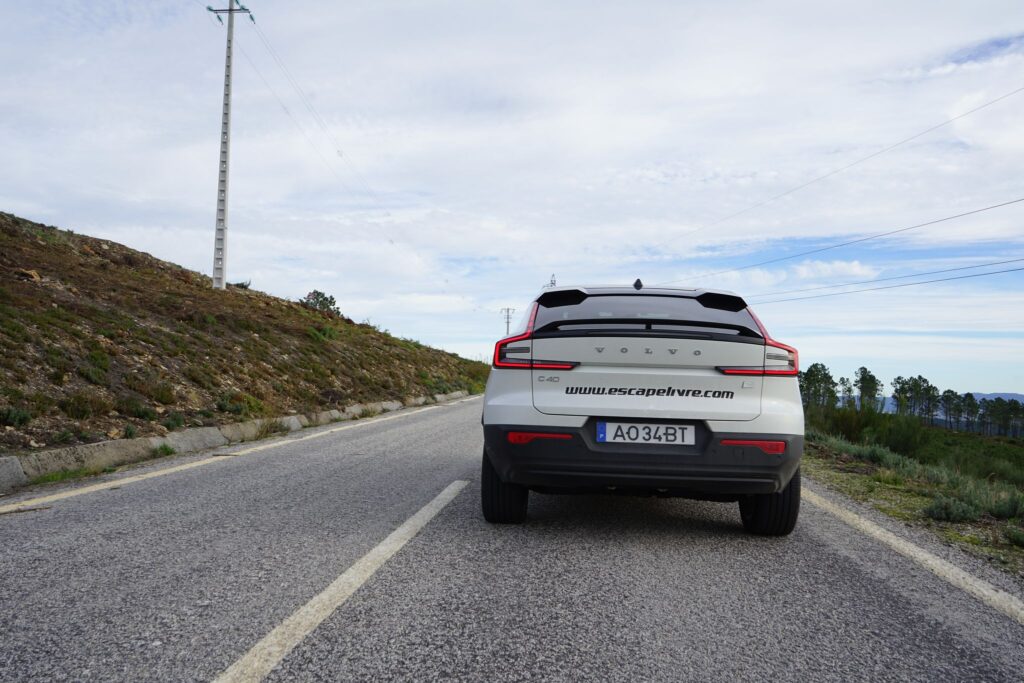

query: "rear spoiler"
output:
536 288 748 312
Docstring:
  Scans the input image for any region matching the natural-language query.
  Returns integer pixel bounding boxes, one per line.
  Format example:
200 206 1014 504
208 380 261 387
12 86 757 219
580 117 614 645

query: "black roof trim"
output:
536 287 748 312
696 292 748 312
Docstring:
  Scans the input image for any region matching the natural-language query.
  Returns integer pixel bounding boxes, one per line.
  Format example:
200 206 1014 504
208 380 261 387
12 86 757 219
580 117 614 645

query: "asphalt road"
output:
2 397 1023 682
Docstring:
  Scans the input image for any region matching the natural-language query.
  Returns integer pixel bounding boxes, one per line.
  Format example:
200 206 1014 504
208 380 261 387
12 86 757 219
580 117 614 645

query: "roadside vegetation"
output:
0 212 489 453
799 362 1024 577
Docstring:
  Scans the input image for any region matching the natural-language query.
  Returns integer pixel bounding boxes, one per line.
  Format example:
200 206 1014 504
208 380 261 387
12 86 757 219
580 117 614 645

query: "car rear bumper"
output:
483 423 802 496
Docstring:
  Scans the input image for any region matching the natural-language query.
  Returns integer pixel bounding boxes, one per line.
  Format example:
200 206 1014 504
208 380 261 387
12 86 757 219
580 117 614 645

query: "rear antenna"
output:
633 278 643 290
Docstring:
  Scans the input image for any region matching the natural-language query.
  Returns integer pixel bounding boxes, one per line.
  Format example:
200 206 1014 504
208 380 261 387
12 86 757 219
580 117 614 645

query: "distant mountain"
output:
969 393 1024 402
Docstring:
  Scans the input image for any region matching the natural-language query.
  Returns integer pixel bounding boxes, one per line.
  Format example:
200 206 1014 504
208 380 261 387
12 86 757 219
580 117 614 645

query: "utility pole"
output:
207 2 253 289
500 307 516 336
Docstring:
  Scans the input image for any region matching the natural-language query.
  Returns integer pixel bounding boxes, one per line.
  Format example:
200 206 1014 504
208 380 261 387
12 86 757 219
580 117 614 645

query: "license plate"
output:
596 422 695 445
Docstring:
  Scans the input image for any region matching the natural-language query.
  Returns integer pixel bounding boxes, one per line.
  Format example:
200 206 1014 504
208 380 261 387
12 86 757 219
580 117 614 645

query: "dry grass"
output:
0 212 489 452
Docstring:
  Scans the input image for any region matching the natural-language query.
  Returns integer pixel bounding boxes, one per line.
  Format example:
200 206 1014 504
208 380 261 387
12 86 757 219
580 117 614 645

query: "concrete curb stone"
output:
161 426 229 454
3 391 479 493
16 438 158 481
0 456 28 494
217 421 260 443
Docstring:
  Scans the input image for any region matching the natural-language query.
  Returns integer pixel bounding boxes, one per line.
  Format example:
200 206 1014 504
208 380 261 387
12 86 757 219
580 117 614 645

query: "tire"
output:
481 448 528 523
739 468 800 536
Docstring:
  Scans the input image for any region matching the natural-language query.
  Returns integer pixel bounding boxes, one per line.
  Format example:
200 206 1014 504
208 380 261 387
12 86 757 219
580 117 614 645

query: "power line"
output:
656 196 1024 285
201 13 401 247
752 265 1024 305
654 82 1024 248
245 20 388 211
746 256 1024 299
236 45 353 190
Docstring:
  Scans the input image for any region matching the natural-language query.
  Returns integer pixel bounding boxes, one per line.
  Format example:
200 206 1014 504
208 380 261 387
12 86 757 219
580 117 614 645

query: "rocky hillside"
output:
0 212 488 453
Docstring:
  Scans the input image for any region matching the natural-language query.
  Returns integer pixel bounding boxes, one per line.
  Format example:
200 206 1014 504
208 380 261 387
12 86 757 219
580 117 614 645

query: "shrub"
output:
78 364 108 386
869 414 927 456
872 468 903 486
307 325 338 343
151 444 175 457
115 395 156 420
216 392 264 417
184 364 217 390
125 373 175 404
59 392 111 419
922 496 980 523
0 406 31 427
161 412 185 430
86 348 111 371
1004 527 1024 548
123 424 137 439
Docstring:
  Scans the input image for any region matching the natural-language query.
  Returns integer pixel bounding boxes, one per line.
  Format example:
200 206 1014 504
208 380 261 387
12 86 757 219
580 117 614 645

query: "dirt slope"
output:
0 212 488 452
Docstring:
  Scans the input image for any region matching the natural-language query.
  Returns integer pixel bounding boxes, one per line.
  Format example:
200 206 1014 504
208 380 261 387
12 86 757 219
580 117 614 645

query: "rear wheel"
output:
739 468 800 536
481 449 528 523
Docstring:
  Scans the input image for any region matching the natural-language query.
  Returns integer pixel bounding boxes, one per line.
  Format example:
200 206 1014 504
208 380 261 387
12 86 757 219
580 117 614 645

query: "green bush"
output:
78 364 108 386
151 444 175 457
86 348 111 371
0 406 32 427
115 395 156 420
868 414 927 456
161 412 185 430
1004 527 1024 548
923 496 981 523
306 325 338 343
216 392 264 417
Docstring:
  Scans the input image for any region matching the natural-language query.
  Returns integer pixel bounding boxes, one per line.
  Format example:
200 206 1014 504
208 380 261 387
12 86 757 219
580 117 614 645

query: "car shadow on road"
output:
520 492 748 539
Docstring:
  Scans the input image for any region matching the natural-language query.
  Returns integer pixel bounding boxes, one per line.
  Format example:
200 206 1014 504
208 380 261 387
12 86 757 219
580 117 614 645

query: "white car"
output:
481 284 804 535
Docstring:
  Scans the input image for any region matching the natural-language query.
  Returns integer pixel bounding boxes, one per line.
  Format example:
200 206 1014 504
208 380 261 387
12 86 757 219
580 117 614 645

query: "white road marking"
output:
0 404 447 515
0 458 221 515
227 406 437 456
804 489 1024 626
213 479 468 683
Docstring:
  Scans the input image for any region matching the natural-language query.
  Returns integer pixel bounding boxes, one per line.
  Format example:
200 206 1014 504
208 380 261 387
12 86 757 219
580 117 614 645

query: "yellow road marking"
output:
804 489 1024 626
214 480 468 683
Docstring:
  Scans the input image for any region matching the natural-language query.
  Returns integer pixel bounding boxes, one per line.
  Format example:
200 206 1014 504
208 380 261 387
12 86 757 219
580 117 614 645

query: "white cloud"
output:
791 260 880 280
2 0 1023 391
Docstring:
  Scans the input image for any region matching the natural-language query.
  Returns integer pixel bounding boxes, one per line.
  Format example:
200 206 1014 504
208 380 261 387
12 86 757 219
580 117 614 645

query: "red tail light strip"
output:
717 308 799 377
717 367 800 376
492 302 578 370
720 439 787 455
507 431 574 445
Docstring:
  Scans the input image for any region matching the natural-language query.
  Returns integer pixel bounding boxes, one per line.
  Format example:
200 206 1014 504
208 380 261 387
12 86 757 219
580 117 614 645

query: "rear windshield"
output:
534 295 761 337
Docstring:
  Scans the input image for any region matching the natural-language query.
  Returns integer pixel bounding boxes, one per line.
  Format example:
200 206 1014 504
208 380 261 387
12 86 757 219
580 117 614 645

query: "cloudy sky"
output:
2 1 1023 394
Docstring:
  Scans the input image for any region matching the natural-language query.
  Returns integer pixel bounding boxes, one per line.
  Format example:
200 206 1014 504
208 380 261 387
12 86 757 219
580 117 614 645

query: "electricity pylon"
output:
207 2 253 289
500 308 516 335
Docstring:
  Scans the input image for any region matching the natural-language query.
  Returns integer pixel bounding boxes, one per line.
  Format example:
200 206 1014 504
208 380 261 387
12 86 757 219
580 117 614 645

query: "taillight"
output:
720 439 787 455
492 303 578 370
763 340 798 376
507 431 574 445
717 308 798 377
